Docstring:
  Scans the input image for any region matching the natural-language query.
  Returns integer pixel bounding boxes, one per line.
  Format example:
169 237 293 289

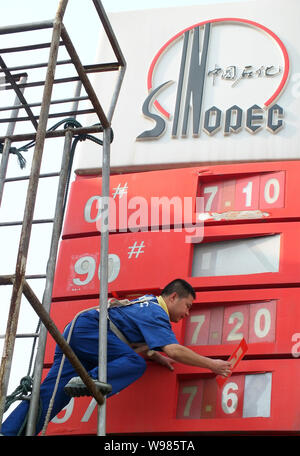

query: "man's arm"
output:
133 344 175 371
162 343 232 377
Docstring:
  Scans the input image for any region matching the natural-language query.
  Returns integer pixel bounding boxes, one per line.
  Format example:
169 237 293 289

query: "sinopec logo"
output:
137 18 289 141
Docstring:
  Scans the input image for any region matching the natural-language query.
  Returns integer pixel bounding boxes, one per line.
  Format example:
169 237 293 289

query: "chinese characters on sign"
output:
208 64 282 87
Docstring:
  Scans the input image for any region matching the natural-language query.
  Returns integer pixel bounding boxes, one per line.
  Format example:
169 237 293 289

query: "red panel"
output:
45 287 300 365
235 175 260 211
63 162 300 239
45 161 300 436
45 162 300 435
200 182 220 212
248 300 276 344
62 168 199 238
201 172 285 215
176 378 219 420
259 171 285 210
222 304 250 345
53 222 300 299
43 360 300 435
196 161 299 223
215 375 245 418
179 288 300 358
184 309 211 346
52 231 189 299
176 379 204 419
189 222 300 289
200 378 218 419
207 307 223 345
218 179 236 212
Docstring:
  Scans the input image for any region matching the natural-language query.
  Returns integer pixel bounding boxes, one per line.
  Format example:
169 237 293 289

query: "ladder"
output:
0 0 126 436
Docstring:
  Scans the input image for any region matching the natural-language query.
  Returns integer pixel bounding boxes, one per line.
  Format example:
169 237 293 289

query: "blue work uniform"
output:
1 295 178 436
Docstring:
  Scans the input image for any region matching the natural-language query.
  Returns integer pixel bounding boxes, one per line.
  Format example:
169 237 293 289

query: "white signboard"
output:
74 0 300 174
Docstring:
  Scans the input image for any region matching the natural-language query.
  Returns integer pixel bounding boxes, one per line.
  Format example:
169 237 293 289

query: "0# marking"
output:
104 440 196 453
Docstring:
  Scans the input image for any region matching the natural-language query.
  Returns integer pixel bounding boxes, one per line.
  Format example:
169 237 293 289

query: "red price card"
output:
216 338 248 387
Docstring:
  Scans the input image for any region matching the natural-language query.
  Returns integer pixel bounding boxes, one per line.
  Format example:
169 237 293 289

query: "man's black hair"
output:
161 278 196 299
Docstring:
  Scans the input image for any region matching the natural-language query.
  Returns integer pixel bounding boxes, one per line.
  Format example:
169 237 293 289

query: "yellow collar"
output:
157 295 170 318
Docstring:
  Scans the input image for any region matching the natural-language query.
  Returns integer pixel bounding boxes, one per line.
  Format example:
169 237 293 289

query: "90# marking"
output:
70 241 147 291
72 254 121 289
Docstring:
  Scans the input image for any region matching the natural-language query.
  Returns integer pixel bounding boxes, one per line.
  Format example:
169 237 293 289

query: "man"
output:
1 278 231 435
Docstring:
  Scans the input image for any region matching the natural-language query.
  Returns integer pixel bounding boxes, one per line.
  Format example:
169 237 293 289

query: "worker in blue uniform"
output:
1 278 231 436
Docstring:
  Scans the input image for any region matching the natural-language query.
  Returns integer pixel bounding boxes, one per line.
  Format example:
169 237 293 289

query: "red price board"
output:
43 160 300 437
181 288 300 358
189 221 300 289
53 222 300 299
43 360 300 435
184 300 276 347
197 160 300 223
62 167 199 238
52 231 190 299
45 287 300 366
62 161 300 239
177 375 245 419
200 171 285 213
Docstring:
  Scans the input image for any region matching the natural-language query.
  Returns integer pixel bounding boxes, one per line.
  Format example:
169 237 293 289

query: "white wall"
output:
74 0 300 174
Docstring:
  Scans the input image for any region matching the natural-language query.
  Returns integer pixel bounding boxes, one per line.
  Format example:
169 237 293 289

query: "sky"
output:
0 0 248 21
0 0 249 422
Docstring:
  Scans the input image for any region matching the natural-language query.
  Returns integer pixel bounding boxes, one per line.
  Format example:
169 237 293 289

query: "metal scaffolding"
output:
0 0 126 436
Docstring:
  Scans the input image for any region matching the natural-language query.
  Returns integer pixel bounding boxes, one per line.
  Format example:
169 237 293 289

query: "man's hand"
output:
209 359 232 377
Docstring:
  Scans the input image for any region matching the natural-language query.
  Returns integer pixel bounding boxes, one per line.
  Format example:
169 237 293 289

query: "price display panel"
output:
177 373 271 420
198 160 300 224
45 288 300 366
62 161 300 239
52 231 191 300
189 221 300 289
199 171 285 219
62 167 199 238
181 288 300 358
43 360 300 435
53 222 300 299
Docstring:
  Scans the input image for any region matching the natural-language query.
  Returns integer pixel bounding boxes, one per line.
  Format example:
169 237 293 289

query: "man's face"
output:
167 292 194 323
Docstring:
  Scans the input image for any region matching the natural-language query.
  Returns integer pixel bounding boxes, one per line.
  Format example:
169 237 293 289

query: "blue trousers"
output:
1 310 146 436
